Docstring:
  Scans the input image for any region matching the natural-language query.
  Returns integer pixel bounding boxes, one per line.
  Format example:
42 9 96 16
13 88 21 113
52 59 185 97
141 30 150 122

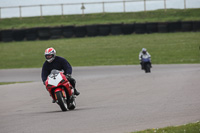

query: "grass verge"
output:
0 32 199 69
132 121 200 133
0 8 200 30
0 82 32 85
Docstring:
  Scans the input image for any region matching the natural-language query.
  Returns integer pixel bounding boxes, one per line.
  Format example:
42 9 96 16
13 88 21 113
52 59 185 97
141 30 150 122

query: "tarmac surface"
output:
0 64 200 133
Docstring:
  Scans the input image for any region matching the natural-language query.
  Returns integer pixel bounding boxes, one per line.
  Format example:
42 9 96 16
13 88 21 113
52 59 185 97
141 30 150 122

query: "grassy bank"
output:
0 8 200 30
0 32 199 69
0 82 32 85
132 121 200 133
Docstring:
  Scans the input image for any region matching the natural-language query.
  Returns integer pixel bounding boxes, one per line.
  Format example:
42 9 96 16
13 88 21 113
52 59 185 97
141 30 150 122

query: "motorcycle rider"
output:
139 48 152 69
41 47 80 102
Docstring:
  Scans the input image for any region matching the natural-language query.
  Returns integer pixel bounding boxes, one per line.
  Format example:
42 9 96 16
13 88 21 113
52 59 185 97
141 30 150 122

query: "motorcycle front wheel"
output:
145 64 151 73
56 91 68 111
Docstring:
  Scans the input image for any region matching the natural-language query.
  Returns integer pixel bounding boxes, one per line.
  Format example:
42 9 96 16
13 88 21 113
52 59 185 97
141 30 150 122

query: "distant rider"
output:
41 47 80 102
139 48 152 69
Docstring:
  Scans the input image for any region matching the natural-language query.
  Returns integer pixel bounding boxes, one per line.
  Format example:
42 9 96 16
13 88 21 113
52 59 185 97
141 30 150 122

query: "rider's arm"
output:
147 52 151 58
139 52 142 61
41 63 49 84
61 58 72 75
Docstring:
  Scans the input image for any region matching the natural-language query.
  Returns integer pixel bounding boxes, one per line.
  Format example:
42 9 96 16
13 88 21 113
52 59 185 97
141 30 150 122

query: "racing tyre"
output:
68 98 76 110
145 64 151 73
56 91 68 111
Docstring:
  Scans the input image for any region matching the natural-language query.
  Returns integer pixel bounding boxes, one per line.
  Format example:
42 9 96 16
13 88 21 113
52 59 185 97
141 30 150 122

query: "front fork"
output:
48 88 66 101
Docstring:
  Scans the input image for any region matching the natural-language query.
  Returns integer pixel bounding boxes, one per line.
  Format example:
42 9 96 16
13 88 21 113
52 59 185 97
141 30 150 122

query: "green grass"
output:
132 121 200 133
0 81 32 85
0 32 199 69
0 8 200 30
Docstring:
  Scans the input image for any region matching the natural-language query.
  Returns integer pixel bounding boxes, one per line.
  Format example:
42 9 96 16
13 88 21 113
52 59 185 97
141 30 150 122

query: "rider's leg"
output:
67 77 80 96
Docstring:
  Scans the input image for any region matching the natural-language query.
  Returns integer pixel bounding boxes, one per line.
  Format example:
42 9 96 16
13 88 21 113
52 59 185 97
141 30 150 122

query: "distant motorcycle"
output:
45 69 76 111
141 55 151 73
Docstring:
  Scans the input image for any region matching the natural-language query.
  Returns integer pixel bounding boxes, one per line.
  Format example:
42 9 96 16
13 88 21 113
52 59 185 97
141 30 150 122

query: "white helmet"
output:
142 48 147 51
44 47 56 63
142 48 147 54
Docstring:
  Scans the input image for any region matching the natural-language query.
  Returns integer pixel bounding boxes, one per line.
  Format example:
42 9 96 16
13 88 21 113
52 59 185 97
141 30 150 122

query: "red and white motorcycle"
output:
45 69 76 111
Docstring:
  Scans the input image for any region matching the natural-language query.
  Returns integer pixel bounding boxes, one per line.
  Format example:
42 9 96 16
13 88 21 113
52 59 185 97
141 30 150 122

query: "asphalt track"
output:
0 64 200 133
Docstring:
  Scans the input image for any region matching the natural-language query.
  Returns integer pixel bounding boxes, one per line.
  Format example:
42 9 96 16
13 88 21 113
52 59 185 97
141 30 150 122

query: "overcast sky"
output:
0 0 124 6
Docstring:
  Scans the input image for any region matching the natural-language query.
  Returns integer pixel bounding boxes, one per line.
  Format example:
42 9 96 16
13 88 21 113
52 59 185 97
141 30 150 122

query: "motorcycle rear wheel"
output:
68 97 76 110
56 91 68 111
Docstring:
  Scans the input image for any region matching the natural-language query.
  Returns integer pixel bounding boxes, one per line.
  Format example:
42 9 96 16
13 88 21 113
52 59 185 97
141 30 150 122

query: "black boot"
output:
74 88 80 96
52 99 56 103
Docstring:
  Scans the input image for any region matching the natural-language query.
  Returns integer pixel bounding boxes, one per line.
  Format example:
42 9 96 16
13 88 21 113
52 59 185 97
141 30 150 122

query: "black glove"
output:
43 81 46 85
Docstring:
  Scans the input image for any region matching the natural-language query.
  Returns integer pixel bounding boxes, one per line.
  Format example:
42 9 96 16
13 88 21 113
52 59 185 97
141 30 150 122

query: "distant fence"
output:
0 21 200 42
0 0 191 19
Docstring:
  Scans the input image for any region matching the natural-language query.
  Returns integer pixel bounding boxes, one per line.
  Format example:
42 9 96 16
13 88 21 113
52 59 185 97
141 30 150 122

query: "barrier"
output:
25 28 38 41
193 21 200 31
86 25 99 37
38 27 50 40
50 27 62 39
74 26 87 37
181 21 193 32
134 23 146 34
157 22 168 33
1 29 13 42
13 29 25 41
111 24 122 35
122 24 134 34
62 26 74 38
168 22 181 32
146 22 158 33
0 21 200 42
98 24 111 36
